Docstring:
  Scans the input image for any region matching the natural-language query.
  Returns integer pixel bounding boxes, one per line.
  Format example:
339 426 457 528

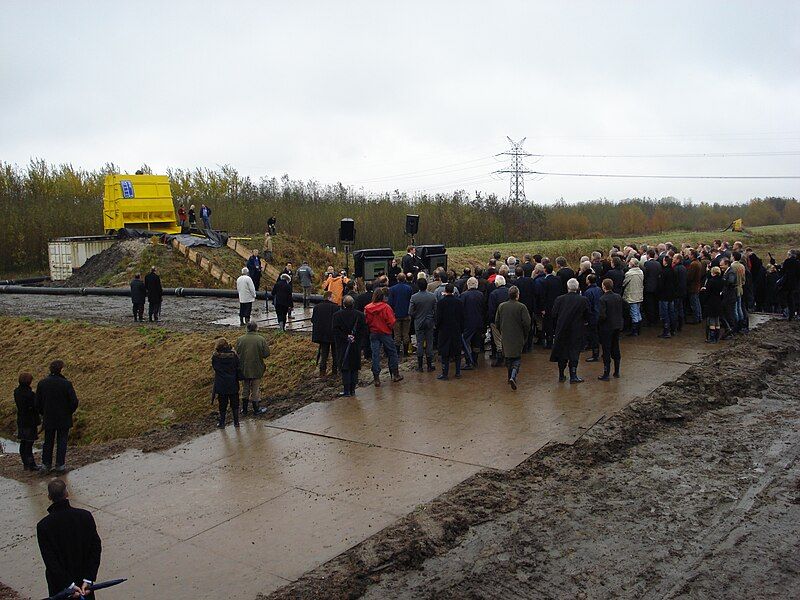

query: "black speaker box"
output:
339 218 355 243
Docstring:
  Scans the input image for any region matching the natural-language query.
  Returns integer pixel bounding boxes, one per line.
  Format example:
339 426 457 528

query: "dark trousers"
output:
19 440 35 467
585 323 599 351
318 342 337 374
441 349 462 376
132 302 144 320
599 329 621 369
557 358 578 371
461 326 480 364
275 305 289 329
148 301 161 321
218 394 240 426
644 291 658 324
416 322 435 358
251 275 261 291
42 427 69 467
341 369 358 395
239 302 253 321
543 312 555 345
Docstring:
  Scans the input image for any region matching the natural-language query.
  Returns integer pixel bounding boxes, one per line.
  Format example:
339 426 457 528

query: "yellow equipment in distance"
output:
103 174 181 234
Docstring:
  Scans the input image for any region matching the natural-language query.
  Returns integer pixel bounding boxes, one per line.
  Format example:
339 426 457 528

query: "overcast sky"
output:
2 0 799 204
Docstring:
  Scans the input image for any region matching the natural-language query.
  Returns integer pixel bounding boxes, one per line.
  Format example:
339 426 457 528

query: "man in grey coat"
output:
496 286 531 390
296 261 314 309
409 277 437 372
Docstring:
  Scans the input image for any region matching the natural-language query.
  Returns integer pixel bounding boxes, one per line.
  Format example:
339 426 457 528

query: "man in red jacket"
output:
364 287 403 386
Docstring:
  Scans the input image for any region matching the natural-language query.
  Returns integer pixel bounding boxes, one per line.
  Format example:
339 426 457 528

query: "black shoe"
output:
436 374 448 380
53 465 68 474
570 376 584 384
585 356 599 363
509 378 517 390
613 372 620 378
598 373 610 381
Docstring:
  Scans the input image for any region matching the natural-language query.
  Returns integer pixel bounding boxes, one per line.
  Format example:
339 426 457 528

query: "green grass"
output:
441 223 800 270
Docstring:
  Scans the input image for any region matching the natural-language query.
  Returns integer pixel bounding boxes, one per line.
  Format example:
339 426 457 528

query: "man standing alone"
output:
297 260 314 309
37 479 102 599
496 285 531 390
144 266 163 322
236 321 270 415
35 360 78 473
246 251 263 292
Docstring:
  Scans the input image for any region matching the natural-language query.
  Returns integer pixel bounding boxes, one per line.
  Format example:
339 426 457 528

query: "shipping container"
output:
48 236 117 281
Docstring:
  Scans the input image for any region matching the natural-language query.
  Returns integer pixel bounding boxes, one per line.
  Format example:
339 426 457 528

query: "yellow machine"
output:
103 174 181 234
722 218 744 233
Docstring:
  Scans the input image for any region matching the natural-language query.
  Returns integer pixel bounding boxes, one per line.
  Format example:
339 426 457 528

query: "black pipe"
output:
0 285 324 304
0 276 51 286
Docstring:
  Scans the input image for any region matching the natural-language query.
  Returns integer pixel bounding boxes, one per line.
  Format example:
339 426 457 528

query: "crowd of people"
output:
306 242 799 395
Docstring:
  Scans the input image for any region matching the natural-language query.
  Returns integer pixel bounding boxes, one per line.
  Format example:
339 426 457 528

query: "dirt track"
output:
264 320 800 599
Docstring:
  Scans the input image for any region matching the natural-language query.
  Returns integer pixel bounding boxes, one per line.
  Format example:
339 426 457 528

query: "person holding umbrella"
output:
37 479 102 598
332 295 367 397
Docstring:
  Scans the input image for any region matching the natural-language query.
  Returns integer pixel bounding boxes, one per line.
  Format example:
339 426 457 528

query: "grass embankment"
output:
0 317 317 445
195 233 342 291
443 223 800 271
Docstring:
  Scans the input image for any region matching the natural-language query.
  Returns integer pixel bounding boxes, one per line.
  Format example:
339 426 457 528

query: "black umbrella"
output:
45 578 127 600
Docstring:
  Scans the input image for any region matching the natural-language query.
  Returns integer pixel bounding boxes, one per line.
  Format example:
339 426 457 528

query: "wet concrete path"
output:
0 319 752 599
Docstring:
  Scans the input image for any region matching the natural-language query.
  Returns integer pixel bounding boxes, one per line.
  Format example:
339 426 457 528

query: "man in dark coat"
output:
605 257 625 295
541 264 563 348
331 295 367 396
37 479 102 598
271 274 294 331
246 251 263 291
555 257 575 294
460 277 486 368
657 255 678 338
597 278 625 380
642 249 662 325
15 372 40 470
673 254 688 331
144 266 163 322
496 286 531 390
130 273 145 322
513 266 537 352
401 246 424 278
311 291 339 376
781 249 800 320
435 284 464 380
35 360 78 472
550 278 590 384
720 258 739 337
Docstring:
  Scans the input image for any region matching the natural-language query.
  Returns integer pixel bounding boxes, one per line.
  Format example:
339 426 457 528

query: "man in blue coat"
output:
582 274 602 362
388 273 414 356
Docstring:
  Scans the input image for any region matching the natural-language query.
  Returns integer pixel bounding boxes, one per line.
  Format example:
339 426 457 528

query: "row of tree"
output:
1 159 798 273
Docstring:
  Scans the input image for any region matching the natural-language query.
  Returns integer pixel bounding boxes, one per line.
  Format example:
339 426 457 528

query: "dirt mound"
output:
63 239 147 287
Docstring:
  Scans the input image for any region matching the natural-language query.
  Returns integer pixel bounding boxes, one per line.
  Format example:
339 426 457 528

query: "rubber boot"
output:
391 369 404 383
241 399 249 416
373 373 381 387
426 356 436 372
569 367 583 384
416 356 424 372
613 359 620 378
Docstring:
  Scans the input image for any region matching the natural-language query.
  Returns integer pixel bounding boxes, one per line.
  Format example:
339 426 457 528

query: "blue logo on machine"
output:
120 180 135 198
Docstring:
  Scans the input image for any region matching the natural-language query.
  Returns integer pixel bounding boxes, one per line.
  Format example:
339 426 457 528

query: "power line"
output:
527 151 800 158
530 170 800 180
348 155 497 184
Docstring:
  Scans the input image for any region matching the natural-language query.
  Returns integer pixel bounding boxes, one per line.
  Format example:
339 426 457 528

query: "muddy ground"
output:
263 320 800 600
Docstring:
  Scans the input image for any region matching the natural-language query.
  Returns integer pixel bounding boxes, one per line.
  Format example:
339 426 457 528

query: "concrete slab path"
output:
1 320 750 599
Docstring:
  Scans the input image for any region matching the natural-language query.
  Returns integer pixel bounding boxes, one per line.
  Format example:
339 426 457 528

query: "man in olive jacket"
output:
35 360 79 472
236 322 270 415
496 286 531 390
